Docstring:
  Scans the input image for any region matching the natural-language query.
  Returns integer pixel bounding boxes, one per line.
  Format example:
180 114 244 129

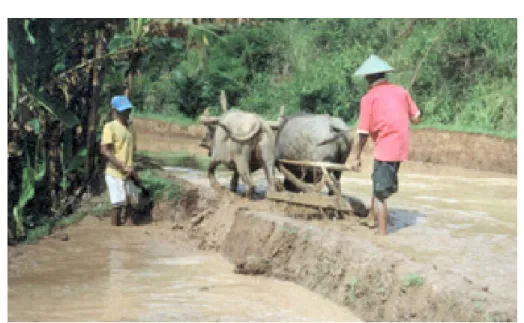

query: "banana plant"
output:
125 18 149 97
11 118 46 238
8 41 18 123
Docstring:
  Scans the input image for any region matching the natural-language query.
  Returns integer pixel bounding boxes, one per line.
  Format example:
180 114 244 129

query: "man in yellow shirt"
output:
100 95 139 226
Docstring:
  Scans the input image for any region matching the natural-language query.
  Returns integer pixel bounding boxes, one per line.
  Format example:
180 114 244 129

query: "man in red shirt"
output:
351 55 422 235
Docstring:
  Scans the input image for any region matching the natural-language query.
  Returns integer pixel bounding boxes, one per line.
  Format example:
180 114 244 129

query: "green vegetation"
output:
25 199 112 244
125 19 516 138
403 273 424 287
139 170 183 201
347 277 359 301
136 150 211 170
132 111 198 126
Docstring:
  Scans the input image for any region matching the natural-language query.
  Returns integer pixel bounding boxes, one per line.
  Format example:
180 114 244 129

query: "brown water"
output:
166 158 517 303
8 218 360 322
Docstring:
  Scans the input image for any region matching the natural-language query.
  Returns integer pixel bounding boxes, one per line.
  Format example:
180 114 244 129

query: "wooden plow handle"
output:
277 159 353 172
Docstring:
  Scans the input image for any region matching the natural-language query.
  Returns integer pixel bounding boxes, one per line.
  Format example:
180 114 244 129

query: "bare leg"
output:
375 198 388 235
111 206 121 226
123 203 135 226
368 195 377 227
208 160 221 189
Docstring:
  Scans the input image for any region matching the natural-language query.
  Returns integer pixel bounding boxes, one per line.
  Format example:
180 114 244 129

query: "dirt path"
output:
8 215 360 322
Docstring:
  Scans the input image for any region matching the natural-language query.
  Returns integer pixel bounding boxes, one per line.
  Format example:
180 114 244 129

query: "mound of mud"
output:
174 183 516 322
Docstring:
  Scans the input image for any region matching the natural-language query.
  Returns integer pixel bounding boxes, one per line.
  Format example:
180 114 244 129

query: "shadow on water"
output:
387 208 426 234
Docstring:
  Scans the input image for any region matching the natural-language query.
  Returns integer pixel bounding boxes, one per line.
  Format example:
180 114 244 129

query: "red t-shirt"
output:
357 80 420 162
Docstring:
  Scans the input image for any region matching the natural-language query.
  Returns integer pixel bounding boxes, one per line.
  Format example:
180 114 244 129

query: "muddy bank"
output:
132 117 517 174
178 183 516 322
409 128 517 174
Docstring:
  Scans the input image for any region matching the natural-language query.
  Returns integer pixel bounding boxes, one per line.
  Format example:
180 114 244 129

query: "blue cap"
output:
111 96 133 112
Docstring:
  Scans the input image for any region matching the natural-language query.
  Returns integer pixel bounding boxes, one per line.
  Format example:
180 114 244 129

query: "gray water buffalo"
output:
200 108 282 198
275 114 353 194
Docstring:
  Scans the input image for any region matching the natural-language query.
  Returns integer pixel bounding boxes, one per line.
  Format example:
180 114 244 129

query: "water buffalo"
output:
200 108 283 198
274 114 353 194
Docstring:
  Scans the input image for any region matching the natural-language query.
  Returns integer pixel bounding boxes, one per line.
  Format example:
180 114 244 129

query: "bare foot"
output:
359 214 377 228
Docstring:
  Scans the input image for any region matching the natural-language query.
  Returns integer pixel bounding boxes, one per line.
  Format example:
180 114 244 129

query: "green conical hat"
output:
354 54 395 76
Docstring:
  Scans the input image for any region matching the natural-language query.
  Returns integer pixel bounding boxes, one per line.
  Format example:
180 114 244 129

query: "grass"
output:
132 111 199 127
347 119 516 140
139 169 183 201
136 109 516 140
347 277 359 301
25 201 112 244
403 273 424 287
411 122 517 140
136 150 212 171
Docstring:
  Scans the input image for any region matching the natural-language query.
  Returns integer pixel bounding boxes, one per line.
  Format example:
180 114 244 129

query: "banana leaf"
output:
23 19 36 45
8 41 19 121
27 118 41 134
66 148 88 173
23 85 79 128
12 164 36 237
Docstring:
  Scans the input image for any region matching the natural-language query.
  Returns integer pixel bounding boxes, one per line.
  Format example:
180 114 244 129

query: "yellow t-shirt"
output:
101 120 137 179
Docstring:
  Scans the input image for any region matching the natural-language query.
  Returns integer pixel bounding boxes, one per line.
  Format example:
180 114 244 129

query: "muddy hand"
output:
123 166 136 180
351 159 362 172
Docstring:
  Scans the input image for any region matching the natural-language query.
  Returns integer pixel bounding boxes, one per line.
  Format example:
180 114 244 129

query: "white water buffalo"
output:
199 108 283 198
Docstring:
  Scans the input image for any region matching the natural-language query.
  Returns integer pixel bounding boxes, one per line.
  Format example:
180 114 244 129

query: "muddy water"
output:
166 158 517 303
8 219 360 322
340 162 516 301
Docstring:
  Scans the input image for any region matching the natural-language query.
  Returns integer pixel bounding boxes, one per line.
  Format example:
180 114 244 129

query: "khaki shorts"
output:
372 159 401 201
105 173 138 207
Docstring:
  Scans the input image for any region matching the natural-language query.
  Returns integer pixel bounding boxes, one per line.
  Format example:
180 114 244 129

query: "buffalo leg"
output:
233 147 255 198
208 160 221 189
230 170 239 192
328 170 342 196
259 152 275 193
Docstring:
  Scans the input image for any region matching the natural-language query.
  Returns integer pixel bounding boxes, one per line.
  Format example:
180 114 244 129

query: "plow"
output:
267 159 358 219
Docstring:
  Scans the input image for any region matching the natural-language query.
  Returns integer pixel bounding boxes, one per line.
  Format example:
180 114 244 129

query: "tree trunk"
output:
46 119 62 212
125 45 142 98
84 28 105 186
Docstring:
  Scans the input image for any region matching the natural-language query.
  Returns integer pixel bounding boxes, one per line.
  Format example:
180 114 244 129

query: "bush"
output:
106 18 516 137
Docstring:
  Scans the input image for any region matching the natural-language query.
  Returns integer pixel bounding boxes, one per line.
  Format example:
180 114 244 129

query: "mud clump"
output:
234 256 271 275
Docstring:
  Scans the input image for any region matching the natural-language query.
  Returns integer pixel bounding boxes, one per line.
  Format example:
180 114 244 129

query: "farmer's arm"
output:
352 97 371 170
407 91 422 124
130 126 142 185
355 133 369 161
